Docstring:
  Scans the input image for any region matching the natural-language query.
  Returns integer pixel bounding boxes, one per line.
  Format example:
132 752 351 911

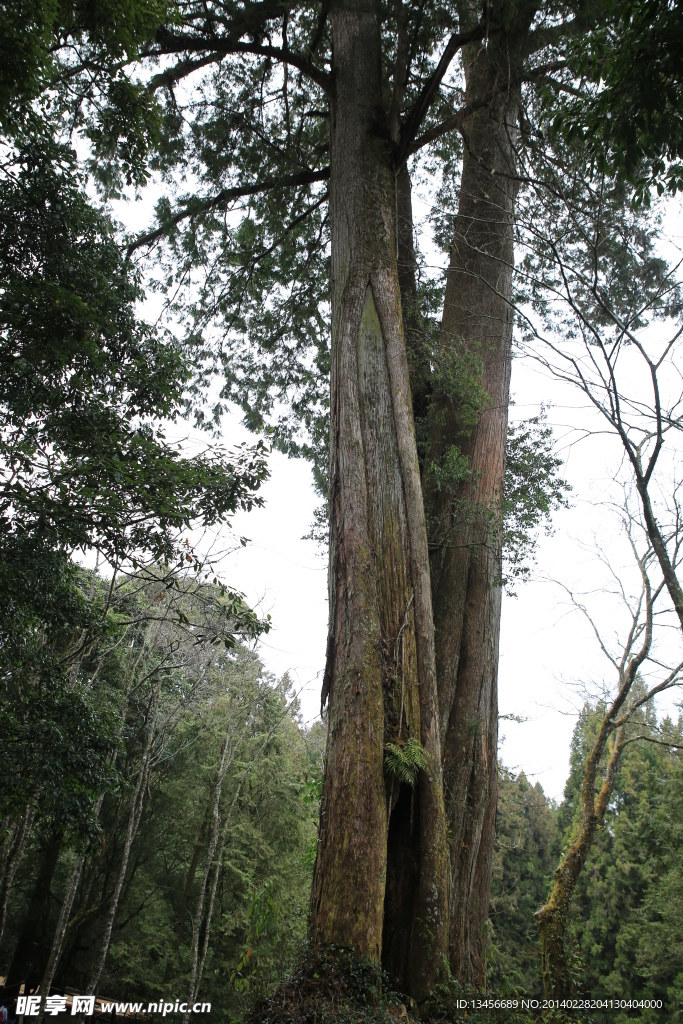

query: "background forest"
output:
2 0 683 1019
1 585 681 1021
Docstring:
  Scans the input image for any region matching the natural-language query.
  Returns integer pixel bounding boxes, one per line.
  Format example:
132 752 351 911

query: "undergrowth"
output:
243 947 592 1024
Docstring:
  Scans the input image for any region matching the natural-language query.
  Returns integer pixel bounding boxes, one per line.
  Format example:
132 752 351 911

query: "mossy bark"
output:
344 14 520 990
311 1 448 998
426 32 519 986
536 727 627 998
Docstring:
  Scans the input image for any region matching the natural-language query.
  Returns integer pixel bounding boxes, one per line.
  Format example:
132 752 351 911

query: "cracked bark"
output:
311 1 448 998
536 727 627 998
426 36 518 986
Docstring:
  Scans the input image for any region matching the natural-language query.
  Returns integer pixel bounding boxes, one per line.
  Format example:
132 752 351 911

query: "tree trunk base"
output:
243 947 538 1024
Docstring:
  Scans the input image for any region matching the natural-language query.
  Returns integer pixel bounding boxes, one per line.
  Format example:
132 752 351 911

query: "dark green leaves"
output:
549 0 683 199
0 123 269 568
503 414 571 588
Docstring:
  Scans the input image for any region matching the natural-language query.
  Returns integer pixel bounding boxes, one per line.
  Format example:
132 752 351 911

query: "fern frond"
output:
384 737 429 787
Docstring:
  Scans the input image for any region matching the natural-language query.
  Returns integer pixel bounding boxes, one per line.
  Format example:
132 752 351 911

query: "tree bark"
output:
185 715 249 1015
163 803 211 983
5 826 62 986
0 804 35 950
38 795 105 1021
636 479 683 633
311 1 448 998
427 35 518 986
396 165 431 425
536 726 626 998
84 732 153 996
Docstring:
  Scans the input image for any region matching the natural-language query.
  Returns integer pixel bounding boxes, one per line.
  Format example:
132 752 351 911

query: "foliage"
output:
0 583 316 1007
502 415 571 589
484 704 683 1019
3 591 683 1019
384 739 429 788
0 122 269 568
559 704 683 1021
0 0 579 604
309 410 570 586
0 105 270 853
552 0 683 199
12 0 581 533
516 119 683 342
488 770 558 999
245 947 545 1024
0 0 171 135
0 549 119 836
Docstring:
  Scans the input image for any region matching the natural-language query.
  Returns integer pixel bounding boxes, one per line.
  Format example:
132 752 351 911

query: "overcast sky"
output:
115 172 683 805
212 365 681 802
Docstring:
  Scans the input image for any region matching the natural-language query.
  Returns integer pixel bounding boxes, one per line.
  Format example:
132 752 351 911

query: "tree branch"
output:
405 94 491 157
126 167 330 256
150 30 331 93
396 20 487 165
146 53 225 92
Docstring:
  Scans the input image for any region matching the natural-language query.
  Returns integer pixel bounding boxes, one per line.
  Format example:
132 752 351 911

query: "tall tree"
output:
26 0 598 993
0 105 270 932
551 703 683 1016
488 768 557 999
535 507 683 998
514 118 683 634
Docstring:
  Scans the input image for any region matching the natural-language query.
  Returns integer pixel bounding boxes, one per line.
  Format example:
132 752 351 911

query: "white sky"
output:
215 368 683 804
111 168 683 806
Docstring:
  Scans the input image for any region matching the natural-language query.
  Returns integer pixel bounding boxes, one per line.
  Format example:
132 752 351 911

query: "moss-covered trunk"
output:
427 34 518 986
537 727 627 998
311 1 448 998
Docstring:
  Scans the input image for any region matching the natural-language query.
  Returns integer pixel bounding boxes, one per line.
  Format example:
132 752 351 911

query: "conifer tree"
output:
8 0 609 992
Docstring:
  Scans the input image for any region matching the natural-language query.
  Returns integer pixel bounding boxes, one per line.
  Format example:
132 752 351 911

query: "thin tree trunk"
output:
0 817 15 882
426 33 518 985
38 795 105 1021
396 165 428 410
536 726 626 998
190 778 246 1008
192 810 231 1007
85 733 153 996
6 828 62 986
184 711 252 1015
311 1 448 998
184 706 290 1019
0 803 35 948
636 480 683 632
185 739 232 1012
163 803 211 983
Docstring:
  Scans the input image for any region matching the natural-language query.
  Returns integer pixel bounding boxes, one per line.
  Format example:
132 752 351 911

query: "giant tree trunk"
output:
427 35 519 986
311 0 449 999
